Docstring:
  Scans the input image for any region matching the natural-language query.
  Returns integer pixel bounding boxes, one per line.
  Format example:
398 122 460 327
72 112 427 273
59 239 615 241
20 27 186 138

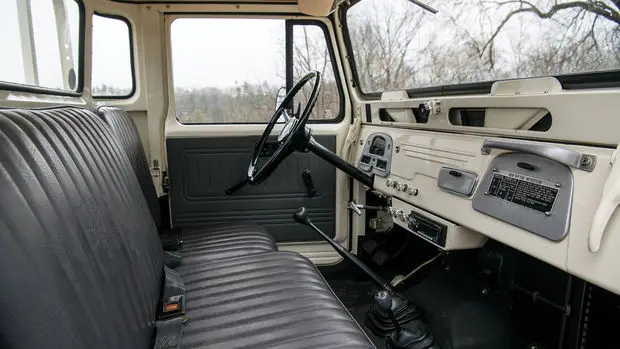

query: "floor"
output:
322 262 520 349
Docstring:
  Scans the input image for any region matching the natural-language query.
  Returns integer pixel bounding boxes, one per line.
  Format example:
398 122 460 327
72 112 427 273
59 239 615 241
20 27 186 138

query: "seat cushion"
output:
178 251 376 349
181 223 277 265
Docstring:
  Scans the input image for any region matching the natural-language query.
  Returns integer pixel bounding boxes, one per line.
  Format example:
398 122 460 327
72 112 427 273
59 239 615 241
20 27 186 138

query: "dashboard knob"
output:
397 211 406 222
386 179 394 187
407 187 419 196
392 181 400 189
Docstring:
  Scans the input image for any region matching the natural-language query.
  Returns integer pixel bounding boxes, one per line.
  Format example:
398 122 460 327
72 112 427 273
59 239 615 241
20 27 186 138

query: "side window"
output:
92 14 134 98
171 18 342 124
291 23 341 121
346 0 620 93
0 0 81 92
171 18 286 124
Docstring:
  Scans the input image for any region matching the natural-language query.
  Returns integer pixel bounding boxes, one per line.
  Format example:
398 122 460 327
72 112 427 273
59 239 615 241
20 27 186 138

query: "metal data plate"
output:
472 153 573 241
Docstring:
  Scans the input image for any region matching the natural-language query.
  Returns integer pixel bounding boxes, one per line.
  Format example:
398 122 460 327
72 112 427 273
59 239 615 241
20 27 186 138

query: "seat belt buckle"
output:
161 294 185 318
159 266 187 320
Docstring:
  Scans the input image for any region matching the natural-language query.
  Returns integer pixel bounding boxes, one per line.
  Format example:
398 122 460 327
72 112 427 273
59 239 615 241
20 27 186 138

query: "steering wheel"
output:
247 71 322 184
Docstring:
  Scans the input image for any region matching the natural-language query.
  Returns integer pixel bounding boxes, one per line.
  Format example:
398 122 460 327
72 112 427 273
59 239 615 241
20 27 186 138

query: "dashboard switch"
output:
407 187 419 196
386 179 394 187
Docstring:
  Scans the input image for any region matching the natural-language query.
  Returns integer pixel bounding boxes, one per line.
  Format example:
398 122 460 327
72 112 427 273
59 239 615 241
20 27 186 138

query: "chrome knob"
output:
407 187 419 196
397 211 406 222
393 181 400 189
386 179 394 187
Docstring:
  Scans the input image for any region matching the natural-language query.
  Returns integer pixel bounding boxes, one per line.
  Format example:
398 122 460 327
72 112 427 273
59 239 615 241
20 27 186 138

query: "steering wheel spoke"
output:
280 108 292 122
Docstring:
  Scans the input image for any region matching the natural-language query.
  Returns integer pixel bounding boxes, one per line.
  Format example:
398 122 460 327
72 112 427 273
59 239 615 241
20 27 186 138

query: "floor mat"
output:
324 277 386 348
324 267 519 349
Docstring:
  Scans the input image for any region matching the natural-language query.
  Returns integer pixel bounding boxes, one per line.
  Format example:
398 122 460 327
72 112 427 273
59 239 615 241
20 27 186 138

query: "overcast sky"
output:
171 18 285 89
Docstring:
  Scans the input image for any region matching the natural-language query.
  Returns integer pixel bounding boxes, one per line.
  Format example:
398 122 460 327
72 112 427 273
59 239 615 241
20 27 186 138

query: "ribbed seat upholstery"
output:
0 106 376 349
181 223 277 265
178 251 375 349
96 106 277 262
0 107 163 348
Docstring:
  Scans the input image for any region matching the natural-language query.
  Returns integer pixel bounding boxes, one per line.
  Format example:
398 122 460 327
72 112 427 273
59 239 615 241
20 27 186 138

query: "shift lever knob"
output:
375 290 393 313
293 207 311 225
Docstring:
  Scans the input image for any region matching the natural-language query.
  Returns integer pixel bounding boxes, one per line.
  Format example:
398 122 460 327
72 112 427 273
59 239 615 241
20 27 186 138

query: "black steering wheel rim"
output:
248 71 322 184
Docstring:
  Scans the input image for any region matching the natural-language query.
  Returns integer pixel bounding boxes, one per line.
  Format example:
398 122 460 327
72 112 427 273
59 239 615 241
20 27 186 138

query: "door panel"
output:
167 135 336 242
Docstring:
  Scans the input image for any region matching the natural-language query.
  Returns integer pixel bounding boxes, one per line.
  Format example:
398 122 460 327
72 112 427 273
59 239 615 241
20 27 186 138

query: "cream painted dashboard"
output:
354 125 620 295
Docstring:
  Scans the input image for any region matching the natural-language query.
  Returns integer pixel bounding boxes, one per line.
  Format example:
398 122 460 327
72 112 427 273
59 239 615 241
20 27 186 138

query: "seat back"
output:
96 106 161 228
0 107 163 349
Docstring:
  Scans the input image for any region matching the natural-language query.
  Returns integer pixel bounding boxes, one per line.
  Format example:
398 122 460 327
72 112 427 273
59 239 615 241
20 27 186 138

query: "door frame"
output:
162 13 353 265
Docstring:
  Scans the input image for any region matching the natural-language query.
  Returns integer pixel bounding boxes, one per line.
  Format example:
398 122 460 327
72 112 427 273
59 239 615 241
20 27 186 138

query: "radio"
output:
407 212 447 247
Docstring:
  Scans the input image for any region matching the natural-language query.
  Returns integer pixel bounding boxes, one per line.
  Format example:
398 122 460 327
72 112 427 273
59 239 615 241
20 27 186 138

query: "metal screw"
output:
481 288 488 296
545 211 552 216
581 157 592 168
492 168 498 172
555 182 561 188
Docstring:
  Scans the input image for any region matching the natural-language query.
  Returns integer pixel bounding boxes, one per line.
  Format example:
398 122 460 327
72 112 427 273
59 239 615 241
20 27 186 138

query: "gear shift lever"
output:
375 291 402 333
375 290 437 349
294 207 392 290
294 207 423 335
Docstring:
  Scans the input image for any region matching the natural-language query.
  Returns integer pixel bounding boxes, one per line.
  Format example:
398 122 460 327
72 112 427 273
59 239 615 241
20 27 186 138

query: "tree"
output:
345 0 620 92
291 25 341 120
347 0 424 90
481 0 620 75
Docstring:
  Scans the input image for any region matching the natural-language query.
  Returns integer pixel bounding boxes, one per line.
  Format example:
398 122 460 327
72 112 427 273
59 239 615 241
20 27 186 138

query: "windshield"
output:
345 0 620 93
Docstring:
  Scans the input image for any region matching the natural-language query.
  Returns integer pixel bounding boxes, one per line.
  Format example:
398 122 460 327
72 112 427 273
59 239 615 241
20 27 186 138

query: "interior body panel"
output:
3 0 620 348
167 135 337 242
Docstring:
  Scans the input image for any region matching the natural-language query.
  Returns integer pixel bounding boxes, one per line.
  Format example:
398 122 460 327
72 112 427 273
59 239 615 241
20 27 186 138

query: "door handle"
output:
302 169 319 198
481 138 596 172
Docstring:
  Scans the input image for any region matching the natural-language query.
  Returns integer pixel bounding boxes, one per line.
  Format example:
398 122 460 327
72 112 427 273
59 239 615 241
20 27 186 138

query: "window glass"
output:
0 0 81 92
172 18 286 124
346 0 620 93
171 18 342 124
292 24 341 120
92 14 133 97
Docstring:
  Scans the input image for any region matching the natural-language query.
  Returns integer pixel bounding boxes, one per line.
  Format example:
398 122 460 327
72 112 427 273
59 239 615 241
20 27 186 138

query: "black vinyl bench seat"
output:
0 106 375 349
